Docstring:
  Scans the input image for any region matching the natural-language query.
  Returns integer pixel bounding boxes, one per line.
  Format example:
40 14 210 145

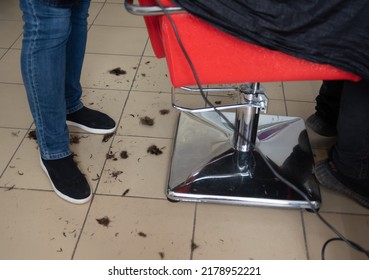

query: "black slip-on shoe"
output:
66 106 116 134
306 114 337 137
40 155 92 204
315 159 369 209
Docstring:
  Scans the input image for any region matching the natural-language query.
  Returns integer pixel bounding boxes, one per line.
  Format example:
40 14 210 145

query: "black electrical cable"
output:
156 0 369 260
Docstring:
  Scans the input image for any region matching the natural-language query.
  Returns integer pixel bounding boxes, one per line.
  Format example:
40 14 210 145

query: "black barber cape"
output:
171 0 369 80
40 0 80 8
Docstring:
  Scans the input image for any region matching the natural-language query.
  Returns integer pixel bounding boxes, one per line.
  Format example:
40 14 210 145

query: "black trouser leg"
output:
315 80 344 125
332 79 369 180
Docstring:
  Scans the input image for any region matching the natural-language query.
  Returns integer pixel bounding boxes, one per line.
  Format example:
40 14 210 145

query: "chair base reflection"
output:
168 111 321 209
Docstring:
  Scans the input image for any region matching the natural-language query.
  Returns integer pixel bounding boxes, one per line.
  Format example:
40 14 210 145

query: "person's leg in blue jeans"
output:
65 0 90 115
315 79 369 209
20 0 116 204
21 0 73 160
64 1 117 134
64 0 116 134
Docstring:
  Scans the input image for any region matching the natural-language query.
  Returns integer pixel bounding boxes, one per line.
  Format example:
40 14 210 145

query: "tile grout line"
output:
91 23 147 29
72 7 156 258
0 124 34 180
70 193 97 260
70 195 170 260
189 203 198 260
91 37 151 196
281 82 288 116
300 210 310 260
70 0 112 259
87 0 106 29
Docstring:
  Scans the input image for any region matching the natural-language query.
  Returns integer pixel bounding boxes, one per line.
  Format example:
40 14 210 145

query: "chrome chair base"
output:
167 111 321 209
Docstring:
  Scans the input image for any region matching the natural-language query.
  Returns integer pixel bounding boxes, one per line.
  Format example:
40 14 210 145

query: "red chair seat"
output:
140 0 360 87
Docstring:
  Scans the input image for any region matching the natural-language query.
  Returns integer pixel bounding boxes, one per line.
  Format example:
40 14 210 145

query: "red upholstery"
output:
139 0 166 58
140 0 361 87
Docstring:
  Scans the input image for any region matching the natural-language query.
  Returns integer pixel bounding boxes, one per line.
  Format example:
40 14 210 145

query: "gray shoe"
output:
315 160 369 209
306 114 337 137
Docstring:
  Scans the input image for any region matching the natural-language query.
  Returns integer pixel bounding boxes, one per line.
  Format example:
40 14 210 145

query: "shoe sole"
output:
40 157 92 205
315 160 369 209
66 120 116 135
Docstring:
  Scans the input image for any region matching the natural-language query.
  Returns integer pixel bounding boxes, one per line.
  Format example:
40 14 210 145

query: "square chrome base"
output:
167 112 321 209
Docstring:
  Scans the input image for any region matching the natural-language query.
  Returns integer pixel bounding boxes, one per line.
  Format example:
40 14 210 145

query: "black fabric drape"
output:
171 0 369 80
40 0 80 8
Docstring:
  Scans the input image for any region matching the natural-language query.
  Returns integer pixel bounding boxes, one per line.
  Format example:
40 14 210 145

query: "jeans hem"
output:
41 151 72 160
66 102 84 115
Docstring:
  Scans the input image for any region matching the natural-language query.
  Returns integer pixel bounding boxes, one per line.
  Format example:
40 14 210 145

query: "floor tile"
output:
0 49 22 84
0 131 45 190
86 25 148 55
143 41 156 57
263 82 284 100
286 100 315 120
118 91 177 138
319 188 369 215
0 131 113 193
304 212 369 259
193 204 307 259
0 0 22 21
131 57 172 92
73 195 195 259
96 135 172 199
0 48 6 58
0 189 90 259
94 3 146 27
0 83 33 129
81 53 141 90
266 99 286 115
10 36 22 49
283 80 322 102
0 128 27 176
88 2 104 25
0 20 23 49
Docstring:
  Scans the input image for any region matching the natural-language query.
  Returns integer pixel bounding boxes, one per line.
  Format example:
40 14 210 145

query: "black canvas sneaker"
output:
66 106 116 134
40 155 92 204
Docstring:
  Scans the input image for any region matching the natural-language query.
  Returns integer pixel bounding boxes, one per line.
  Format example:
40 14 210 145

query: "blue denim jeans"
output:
20 0 90 160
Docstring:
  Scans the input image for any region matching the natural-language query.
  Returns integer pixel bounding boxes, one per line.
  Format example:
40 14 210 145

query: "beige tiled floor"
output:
1 0 368 260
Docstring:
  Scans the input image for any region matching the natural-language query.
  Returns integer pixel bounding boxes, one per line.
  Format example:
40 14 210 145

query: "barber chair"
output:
125 0 360 209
